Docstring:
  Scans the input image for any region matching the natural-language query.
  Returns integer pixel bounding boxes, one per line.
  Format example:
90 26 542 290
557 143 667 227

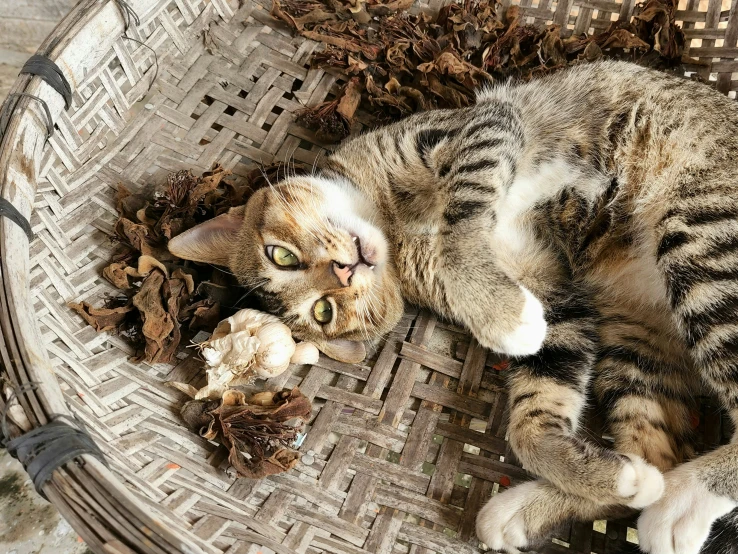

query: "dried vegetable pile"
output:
70 163 313 478
70 163 310 365
272 0 687 140
179 388 313 479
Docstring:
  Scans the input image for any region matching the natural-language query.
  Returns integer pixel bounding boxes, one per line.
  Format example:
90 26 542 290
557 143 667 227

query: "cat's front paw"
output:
494 287 547 356
638 471 737 554
617 454 664 508
476 482 542 553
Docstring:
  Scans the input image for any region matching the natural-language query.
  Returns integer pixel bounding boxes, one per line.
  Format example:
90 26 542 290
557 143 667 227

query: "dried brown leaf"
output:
68 302 133 332
132 270 174 363
336 77 362 121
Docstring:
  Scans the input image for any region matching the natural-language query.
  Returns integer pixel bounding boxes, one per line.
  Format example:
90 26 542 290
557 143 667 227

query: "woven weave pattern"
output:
22 0 738 553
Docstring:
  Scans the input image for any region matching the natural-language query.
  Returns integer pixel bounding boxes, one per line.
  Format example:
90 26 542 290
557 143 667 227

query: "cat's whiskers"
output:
206 264 233 276
230 278 270 309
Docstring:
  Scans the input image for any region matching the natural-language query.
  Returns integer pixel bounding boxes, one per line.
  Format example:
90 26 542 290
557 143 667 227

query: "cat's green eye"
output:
313 298 333 325
267 245 299 267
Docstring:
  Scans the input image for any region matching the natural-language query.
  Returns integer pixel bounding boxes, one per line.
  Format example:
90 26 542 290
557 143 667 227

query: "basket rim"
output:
4 1 738 553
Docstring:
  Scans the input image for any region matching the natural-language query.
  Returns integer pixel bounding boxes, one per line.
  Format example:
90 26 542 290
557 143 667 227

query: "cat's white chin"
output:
311 176 389 268
494 287 547 356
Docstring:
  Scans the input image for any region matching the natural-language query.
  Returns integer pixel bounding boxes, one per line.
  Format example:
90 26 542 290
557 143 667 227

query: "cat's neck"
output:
317 157 406 230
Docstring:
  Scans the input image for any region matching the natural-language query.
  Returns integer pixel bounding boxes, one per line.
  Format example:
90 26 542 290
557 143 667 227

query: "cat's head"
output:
168 175 404 363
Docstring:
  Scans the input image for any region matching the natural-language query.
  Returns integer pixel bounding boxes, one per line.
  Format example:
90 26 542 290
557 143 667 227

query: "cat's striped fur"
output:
169 60 738 553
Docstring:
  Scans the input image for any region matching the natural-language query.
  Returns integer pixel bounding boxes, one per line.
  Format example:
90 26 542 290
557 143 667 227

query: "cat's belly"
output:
587 243 670 311
585 235 687 349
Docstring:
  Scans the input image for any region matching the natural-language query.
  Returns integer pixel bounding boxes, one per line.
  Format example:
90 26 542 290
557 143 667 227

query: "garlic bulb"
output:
192 308 320 399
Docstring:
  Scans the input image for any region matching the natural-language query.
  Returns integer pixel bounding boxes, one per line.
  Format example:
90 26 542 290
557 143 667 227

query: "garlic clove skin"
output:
253 322 296 377
213 308 281 340
291 342 320 365
199 308 304 386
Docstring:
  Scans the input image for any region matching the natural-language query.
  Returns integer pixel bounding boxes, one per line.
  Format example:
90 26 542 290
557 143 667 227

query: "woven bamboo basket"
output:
1 0 737 553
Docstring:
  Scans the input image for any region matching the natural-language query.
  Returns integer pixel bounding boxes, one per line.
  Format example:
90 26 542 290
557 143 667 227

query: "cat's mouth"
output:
351 235 376 269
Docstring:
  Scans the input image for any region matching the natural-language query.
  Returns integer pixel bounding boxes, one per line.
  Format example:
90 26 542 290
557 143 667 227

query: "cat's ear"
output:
168 206 245 266
316 339 366 364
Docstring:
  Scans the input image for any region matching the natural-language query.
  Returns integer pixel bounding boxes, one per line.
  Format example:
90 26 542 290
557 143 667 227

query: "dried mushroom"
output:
179 388 312 479
276 0 688 139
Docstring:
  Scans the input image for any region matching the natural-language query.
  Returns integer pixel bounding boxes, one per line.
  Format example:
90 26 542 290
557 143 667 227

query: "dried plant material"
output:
179 388 312 479
274 0 688 135
132 270 175 363
633 0 684 60
69 301 133 332
74 162 310 363
103 255 168 289
296 78 362 141
195 308 320 400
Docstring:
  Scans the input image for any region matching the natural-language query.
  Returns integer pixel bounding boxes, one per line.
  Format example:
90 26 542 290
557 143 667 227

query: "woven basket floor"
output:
23 0 738 553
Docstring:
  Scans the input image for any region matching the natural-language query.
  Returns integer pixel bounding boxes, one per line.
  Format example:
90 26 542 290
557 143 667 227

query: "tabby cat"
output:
169 60 738 554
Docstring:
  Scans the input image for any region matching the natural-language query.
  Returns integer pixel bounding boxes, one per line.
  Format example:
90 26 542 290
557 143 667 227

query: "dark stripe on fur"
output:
657 230 690 260
683 296 738 343
252 288 287 317
459 138 503 157
513 391 539 404
703 233 738 259
661 205 738 227
516 345 588 387
523 409 573 431
415 129 449 167
450 180 494 194
454 159 498 176
443 200 486 226
598 345 663 374
666 264 738 307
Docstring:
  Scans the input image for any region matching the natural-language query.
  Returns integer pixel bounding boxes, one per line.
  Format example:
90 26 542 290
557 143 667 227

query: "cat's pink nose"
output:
333 262 353 287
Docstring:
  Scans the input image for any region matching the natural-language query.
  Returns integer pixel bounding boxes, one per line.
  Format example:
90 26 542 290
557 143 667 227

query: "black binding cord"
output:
0 92 53 240
0 93 52 241
0 92 54 143
19 55 72 110
112 0 158 96
2 383 108 499
0 198 34 241
112 0 141 31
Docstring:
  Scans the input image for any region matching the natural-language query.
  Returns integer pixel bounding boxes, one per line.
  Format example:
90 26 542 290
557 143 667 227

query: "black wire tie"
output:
19 55 72 110
0 92 55 144
5 420 107 499
0 198 34 241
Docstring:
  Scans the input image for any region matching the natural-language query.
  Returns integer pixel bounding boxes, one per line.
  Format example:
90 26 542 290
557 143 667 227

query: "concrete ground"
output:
0 450 91 554
1 3 85 552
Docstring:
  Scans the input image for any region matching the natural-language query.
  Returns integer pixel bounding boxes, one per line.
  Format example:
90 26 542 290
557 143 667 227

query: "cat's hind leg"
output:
476 479 632 553
593 308 698 472
506 291 664 508
637 198 738 554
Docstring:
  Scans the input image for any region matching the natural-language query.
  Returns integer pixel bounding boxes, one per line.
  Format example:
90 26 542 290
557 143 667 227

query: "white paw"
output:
495 287 547 356
638 471 737 554
616 454 664 508
476 482 539 553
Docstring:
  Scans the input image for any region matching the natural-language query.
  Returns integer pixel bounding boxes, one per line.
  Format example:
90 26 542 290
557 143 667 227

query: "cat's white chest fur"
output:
493 159 602 280
493 158 672 314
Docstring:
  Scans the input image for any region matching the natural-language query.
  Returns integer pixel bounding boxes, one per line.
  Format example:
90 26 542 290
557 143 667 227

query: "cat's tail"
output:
701 508 738 554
